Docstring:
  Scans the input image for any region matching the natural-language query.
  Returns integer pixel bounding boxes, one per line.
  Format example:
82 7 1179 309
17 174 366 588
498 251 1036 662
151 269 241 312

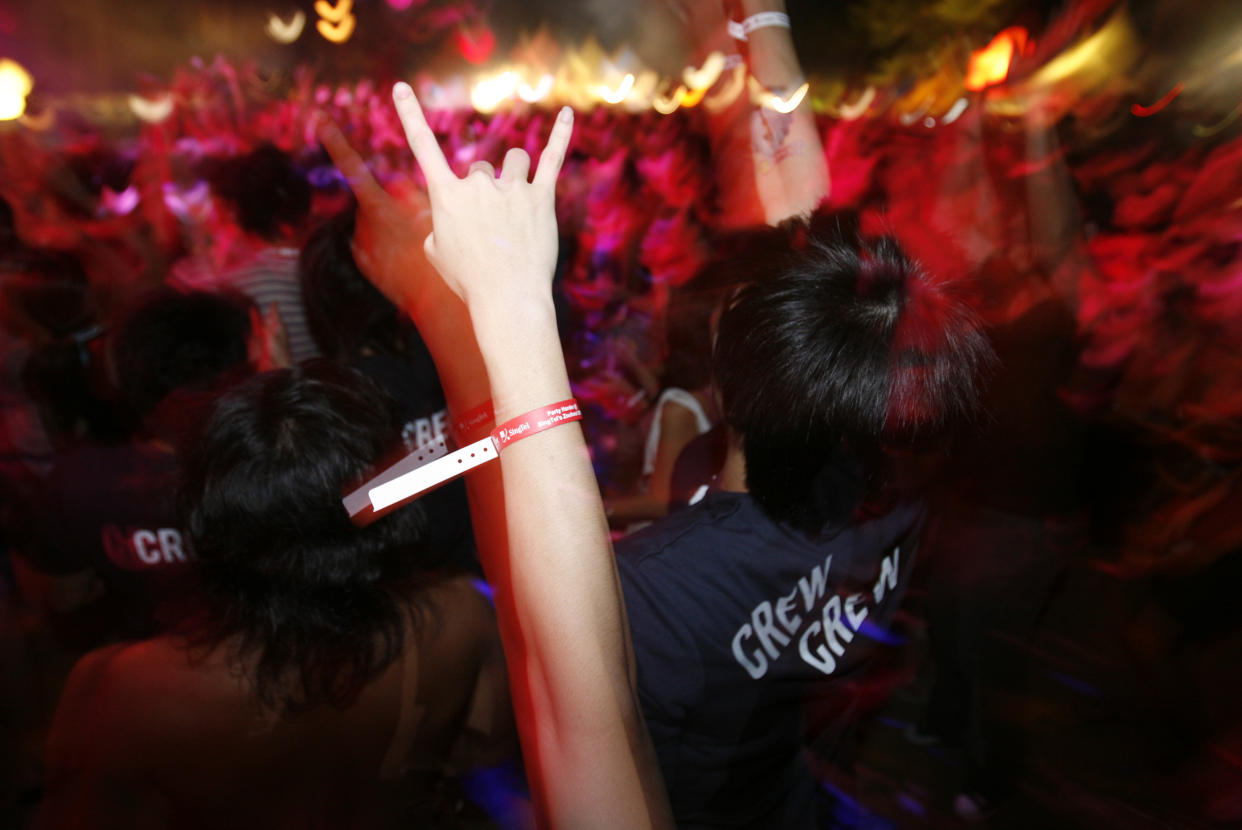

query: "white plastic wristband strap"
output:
728 11 791 41
358 400 582 514
342 433 452 519
368 435 497 512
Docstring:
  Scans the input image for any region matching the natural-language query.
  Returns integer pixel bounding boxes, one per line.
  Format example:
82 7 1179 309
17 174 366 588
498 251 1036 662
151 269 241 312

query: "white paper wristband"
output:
728 11 791 41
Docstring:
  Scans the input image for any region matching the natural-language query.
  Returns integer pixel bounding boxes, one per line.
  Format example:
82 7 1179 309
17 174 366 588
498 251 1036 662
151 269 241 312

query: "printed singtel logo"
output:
494 401 581 447
498 422 532 443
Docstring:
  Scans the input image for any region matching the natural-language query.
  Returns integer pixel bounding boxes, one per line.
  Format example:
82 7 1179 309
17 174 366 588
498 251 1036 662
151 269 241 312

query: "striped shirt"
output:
221 247 320 364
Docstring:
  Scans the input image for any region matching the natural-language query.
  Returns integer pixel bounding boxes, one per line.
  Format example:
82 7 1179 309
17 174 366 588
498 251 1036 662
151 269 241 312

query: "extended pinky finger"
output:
533 106 574 190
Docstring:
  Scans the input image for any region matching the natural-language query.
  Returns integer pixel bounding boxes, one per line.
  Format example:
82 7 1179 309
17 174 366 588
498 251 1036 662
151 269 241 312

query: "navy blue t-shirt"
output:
616 490 921 829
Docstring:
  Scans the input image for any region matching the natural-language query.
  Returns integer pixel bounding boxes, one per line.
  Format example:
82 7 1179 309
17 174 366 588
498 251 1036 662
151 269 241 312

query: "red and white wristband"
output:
347 399 583 515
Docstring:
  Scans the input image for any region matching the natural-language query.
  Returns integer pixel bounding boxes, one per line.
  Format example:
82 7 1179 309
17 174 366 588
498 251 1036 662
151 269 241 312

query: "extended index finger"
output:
318 120 387 209
533 106 575 191
392 82 455 190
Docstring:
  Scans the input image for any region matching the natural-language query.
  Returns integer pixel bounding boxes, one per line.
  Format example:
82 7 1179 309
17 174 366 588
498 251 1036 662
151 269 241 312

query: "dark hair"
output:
659 287 717 392
299 207 426 363
713 227 993 532
180 362 435 713
109 288 253 423
225 144 310 241
1 248 92 337
661 227 791 391
0 195 17 254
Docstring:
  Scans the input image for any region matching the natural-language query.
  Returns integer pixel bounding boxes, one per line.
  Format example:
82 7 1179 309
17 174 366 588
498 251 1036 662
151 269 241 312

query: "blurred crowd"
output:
1 39 1241 827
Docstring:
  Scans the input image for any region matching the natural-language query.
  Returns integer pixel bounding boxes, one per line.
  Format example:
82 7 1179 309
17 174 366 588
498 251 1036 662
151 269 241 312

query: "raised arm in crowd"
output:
322 84 675 829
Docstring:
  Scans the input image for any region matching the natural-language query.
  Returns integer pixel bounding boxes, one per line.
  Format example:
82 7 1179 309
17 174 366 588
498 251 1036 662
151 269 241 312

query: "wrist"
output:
470 291 558 354
738 0 786 15
470 296 570 420
744 28 803 90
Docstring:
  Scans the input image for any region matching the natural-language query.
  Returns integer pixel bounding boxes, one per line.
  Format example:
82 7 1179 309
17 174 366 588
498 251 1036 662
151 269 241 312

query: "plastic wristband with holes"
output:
727 11 791 41
367 400 582 511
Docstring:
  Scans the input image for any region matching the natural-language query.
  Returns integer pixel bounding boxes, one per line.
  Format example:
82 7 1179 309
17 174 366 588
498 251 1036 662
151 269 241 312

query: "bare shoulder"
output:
415 574 498 650
51 637 226 760
40 639 199 828
659 397 704 439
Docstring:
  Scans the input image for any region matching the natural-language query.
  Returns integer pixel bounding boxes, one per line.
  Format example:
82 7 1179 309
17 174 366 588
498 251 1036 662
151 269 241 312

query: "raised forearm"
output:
470 296 670 830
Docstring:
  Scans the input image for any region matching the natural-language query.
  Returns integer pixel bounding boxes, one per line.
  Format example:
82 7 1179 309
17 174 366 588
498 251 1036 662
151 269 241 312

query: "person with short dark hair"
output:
108 287 254 440
614 224 994 828
38 363 514 827
217 144 320 363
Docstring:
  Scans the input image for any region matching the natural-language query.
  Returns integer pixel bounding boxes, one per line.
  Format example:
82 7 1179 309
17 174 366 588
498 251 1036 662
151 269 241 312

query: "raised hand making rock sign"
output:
324 83 673 830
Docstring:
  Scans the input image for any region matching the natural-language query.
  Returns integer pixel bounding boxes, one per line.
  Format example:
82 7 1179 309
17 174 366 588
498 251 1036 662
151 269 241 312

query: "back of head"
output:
180 362 434 713
229 144 310 242
3 249 121 442
660 226 791 392
713 224 993 533
109 287 253 433
299 207 422 363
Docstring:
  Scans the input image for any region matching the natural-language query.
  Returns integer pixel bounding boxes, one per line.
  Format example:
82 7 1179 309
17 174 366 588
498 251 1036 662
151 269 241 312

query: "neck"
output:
717 433 748 493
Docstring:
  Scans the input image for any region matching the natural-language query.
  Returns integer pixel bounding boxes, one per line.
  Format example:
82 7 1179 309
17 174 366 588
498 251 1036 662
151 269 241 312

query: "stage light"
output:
317 15 356 42
750 77 809 113
898 96 933 125
653 85 687 115
314 0 353 24
940 97 969 124
837 86 875 120
128 92 174 123
1193 104 1241 138
596 74 634 105
455 23 496 65
965 26 1027 91
101 186 140 217
517 74 553 103
703 64 746 112
265 11 305 44
621 71 659 110
0 58 33 121
683 52 725 92
18 108 54 131
1131 83 1184 117
314 0 355 43
471 71 518 113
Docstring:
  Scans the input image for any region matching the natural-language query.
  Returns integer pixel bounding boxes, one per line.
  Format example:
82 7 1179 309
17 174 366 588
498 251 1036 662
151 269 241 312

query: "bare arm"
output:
322 89 672 829
606 400 703 525
738 0 829 224
391 85 672 830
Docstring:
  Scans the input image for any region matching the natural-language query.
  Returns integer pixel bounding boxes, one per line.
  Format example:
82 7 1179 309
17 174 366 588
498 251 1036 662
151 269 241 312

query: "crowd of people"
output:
1 0 1241 826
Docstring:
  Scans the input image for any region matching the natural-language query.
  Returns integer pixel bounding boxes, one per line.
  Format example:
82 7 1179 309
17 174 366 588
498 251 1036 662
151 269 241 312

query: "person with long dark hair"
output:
38 363 514 828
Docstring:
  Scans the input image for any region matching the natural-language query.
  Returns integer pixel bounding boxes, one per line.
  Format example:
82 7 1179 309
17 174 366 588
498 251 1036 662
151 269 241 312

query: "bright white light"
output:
596 73 634 105
265 11 306 44
0 59 33 121
941 97 969 124
471 71 519 112
128 93 174 123
517 74 553 103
